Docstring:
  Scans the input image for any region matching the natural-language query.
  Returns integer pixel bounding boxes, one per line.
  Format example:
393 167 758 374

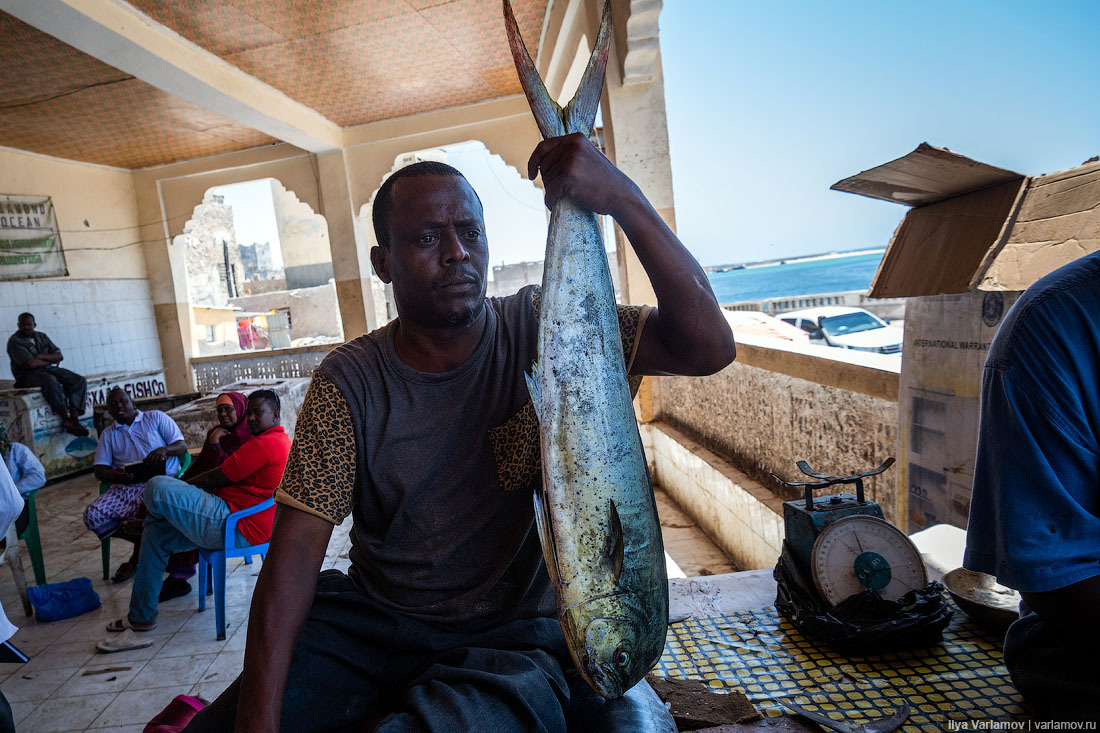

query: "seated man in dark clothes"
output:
6 313 88 436
965 250 1100 722
103 389 290 635
186 134 736 732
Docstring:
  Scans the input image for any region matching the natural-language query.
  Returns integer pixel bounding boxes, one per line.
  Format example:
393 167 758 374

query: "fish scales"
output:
504 0 668 699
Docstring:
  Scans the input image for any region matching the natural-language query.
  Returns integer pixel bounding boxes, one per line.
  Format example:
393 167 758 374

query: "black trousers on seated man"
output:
15 366 86 417
185 570 673 733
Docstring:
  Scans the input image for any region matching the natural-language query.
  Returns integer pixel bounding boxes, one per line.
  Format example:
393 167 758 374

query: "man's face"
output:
371 175 489 329
17 316 35 338
245 397 278 436
107 390 137 423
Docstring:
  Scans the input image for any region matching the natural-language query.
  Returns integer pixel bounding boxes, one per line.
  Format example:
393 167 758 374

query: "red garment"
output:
216 425 291 544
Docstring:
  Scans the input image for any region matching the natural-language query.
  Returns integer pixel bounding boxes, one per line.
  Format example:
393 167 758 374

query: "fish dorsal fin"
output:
503 0 612 138
525 362 541 419
533 489 561 587
603 498 624 583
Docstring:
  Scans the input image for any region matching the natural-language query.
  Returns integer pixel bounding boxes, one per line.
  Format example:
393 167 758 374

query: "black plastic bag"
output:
774 541 952 655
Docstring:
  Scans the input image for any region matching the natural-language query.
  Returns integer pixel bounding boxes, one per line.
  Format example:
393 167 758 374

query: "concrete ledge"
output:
732 334 900 402
645 420 783 571
190 343 333 365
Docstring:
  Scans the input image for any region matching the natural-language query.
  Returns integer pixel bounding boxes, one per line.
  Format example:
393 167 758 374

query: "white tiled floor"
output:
0 472 729 731
0 471 352 731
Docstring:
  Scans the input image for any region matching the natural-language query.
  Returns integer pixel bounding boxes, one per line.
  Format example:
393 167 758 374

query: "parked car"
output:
721 310 810 343
775 306 903 354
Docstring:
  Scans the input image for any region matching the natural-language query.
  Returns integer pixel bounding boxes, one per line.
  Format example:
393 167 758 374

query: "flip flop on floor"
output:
106 617 156 633
96 629 153 654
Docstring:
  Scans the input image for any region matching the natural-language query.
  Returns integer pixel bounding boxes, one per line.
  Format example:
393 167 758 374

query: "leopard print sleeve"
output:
274 373 356 525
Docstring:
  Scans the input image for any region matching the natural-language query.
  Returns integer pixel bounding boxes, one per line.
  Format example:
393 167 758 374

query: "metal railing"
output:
190 344 333 394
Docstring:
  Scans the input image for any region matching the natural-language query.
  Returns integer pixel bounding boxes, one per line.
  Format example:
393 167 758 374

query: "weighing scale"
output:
773 458 928 605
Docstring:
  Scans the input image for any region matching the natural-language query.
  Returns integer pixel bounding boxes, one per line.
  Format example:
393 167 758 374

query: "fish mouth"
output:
585 663 624 699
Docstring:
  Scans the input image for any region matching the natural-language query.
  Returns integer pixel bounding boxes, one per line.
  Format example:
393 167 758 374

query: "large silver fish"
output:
503 0 668 700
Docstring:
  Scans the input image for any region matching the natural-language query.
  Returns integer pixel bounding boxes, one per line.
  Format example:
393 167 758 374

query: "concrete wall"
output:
0 278 162 380
271 181 334 289
0 147 144 280
651 334 901 526
288 282 342 341
645 421 783 571
0 148 163 380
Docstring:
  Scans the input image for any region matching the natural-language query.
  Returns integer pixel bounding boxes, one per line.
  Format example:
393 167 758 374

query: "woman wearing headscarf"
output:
113 392 253 596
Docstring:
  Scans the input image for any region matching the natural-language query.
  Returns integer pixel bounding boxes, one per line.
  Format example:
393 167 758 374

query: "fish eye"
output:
615 650 630 668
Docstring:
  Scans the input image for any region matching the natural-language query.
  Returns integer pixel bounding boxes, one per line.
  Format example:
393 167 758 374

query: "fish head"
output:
580 615 639 699
563 590 669 699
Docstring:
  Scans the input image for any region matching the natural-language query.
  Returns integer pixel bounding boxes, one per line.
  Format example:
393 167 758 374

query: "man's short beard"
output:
444 300 485 326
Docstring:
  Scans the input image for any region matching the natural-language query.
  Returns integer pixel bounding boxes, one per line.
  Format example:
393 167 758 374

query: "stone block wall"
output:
651 336 901 526
645 422 783 570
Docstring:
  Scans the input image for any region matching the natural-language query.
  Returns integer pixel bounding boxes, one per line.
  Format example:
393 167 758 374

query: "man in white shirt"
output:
0 457 25 733
82 389 187 581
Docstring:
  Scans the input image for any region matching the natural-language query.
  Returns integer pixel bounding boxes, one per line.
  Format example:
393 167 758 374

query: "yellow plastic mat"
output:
652 607 1026 731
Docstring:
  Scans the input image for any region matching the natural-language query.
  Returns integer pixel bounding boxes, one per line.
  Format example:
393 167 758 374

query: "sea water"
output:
706 252 885 305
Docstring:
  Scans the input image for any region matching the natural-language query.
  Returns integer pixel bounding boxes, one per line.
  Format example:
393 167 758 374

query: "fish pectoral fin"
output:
525 362 541 419
562 0 612 136
503 0 566 139
603 498 625 583
533 489 562 587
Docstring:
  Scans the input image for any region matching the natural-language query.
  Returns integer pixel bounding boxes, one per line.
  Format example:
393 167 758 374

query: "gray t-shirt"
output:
7 331 59 382
276 286 649 630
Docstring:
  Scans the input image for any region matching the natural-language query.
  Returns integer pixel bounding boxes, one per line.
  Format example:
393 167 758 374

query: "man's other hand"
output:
144 446 168 464
527 132 640 216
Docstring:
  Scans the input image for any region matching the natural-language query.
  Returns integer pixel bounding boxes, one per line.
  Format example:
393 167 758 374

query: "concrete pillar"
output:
318 150 378 340
601 0 676 421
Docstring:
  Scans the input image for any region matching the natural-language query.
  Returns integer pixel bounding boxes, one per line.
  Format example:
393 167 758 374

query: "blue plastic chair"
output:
197 496 274 640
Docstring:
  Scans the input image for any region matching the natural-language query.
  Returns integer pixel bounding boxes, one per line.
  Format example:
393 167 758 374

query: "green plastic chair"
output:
18 490 45 586
100 450 192 581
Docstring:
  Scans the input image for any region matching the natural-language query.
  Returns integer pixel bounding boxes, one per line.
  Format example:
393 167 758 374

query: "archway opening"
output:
175 179 343 356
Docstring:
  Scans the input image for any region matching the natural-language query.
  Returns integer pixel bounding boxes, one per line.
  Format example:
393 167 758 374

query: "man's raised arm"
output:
528 133 735 377
236 505 333 732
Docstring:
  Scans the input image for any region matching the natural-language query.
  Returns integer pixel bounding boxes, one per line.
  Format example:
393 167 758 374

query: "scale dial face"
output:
810 515 927 606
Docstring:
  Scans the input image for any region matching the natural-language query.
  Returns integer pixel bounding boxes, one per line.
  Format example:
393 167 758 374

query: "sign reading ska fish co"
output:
0 194 68 280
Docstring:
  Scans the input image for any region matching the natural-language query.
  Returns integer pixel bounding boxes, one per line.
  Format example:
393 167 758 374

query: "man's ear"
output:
370 245 392 284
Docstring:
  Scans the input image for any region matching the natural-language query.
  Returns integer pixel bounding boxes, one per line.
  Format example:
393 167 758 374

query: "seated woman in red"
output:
113 392 252 595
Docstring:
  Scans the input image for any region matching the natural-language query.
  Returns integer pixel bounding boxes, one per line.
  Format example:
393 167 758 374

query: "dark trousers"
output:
184 571 673 733
1003 605 1100 722
15 367 86 415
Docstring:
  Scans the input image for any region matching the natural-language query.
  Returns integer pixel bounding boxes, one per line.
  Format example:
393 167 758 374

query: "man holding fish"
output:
188 33 733 733
185 136 732 731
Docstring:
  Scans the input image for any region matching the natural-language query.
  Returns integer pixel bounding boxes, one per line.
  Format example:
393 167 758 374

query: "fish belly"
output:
535 199 665 610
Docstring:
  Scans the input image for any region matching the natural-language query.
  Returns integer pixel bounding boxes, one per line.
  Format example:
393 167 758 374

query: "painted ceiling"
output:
0 0 546 168
0 11 278 169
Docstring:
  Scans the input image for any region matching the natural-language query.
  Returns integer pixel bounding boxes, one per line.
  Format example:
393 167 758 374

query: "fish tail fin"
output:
525 362 541 419
562 0 612 136
503 0 566 139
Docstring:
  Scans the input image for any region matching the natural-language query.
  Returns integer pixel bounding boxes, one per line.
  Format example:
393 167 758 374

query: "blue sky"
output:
661 0 1100 266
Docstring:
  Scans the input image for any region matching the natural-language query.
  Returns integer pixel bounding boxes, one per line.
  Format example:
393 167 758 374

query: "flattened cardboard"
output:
869 178 1027 298
831 143 1023 207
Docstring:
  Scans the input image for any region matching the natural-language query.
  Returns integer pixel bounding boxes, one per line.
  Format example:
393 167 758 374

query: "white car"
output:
776 306 903 354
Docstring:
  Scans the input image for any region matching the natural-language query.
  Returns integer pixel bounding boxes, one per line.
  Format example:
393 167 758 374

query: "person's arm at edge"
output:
236 505 333 732
528 132 735 377
13 445 45 494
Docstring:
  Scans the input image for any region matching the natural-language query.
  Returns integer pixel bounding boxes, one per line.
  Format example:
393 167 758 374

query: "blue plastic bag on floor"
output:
27 577 101 622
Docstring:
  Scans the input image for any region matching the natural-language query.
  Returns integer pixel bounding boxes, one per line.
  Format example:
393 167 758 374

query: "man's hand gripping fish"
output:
503 0 669 700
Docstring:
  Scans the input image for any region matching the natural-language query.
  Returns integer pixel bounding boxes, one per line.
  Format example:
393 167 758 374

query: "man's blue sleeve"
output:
965 361 1100 593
